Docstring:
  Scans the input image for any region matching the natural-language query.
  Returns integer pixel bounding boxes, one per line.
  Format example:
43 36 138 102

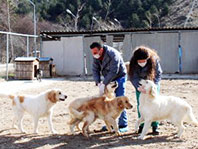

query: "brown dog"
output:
72 96 132 137
68 81 118 134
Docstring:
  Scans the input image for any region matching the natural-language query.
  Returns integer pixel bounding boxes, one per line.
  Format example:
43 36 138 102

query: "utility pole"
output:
27 0 37 56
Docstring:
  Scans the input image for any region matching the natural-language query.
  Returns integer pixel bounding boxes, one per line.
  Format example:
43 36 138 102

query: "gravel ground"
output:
0 77 198 149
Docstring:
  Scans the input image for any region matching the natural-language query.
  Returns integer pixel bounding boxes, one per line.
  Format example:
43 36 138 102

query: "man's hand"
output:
98 83 105 95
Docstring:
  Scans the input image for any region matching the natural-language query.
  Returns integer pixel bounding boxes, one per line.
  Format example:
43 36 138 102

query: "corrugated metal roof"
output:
40 26 198 36
15 57 39 62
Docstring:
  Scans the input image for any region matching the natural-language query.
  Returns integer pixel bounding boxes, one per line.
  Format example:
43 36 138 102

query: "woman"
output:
128 45 162 134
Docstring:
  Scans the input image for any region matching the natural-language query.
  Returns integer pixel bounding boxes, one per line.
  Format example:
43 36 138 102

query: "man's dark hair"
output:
90 42 102 49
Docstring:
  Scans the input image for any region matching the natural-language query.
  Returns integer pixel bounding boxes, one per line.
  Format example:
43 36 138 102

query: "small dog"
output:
0 89 67 134
36 68 43 82
135 79 198 140
68 81 118 134
76 96 132 137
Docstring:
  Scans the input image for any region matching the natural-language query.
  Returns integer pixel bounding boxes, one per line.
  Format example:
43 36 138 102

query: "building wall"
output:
122 34 133 62
42 36 84 75
42 30 198 75
130 32 179 73
83 36 101 75
42 40 64 74
181 32 198 73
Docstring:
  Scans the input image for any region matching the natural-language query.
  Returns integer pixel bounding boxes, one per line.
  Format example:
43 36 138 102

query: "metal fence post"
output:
27 36 29 57
6 34 9 81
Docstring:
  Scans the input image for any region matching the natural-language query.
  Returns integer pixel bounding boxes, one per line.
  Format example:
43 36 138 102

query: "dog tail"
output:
69 107 84 119
186 106 198 126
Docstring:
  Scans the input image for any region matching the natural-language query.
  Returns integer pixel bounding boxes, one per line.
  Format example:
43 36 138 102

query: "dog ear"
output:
47 91 57 103
150 85 157 98
117 97 124 109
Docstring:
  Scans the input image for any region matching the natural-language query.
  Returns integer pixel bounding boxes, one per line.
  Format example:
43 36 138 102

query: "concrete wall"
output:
42 36 84 75
181 32 198 73
83 36 101 75
42 30 198 75
42 40 64 74
122 34 132 61
106 35 113 47
130 32 179 73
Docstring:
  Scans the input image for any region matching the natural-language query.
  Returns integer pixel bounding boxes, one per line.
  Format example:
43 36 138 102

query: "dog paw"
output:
12 124 18 129
137 135 144 140
115 131 121 136
82 132 89 138
33 130 38 134
52 130 58 134
21 130 27 134
176 134 182 138
69 132 76 135
77 127 81 132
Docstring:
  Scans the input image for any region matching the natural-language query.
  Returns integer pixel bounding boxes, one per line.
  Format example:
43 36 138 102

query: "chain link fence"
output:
0 31 38 80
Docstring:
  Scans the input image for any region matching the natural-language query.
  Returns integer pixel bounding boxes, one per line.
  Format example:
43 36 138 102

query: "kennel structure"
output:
40 27 198 75
39 57 56 77
15 57 39 80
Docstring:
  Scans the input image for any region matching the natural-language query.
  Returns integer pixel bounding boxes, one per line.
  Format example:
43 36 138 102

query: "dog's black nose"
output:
65 95 67 99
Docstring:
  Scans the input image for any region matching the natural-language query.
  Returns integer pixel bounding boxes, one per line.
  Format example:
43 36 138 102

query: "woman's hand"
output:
137 86 146 94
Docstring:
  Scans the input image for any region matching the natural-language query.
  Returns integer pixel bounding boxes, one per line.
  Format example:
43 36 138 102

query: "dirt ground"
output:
0 77 198 149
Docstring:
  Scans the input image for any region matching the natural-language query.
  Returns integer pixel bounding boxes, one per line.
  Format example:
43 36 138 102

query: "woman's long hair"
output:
128 46 159 81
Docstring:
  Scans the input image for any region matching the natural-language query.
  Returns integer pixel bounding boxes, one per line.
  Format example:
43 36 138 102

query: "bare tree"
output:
74 2 86 30
104 0 115 21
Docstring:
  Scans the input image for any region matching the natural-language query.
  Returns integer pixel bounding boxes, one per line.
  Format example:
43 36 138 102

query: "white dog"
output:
135 80 198 140
0 89 67 134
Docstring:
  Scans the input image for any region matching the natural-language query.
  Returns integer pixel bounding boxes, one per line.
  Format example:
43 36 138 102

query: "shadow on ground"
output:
0 129 183 149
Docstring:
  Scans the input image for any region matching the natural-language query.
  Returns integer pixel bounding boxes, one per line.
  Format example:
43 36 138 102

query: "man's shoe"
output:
101 126 108 131
119 126 128 133
152 127 159 135
138 126 143 134
100 125 128 132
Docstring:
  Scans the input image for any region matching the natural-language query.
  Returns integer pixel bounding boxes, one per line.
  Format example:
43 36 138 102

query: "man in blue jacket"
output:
90 42 128 132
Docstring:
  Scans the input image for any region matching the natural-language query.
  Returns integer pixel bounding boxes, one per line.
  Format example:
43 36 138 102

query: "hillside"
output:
162 0 198 27
0 0 198 64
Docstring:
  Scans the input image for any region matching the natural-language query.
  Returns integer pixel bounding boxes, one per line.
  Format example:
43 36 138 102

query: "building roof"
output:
39 57 53 62
41 26 198 35
40 26 198 42
15 57 39 62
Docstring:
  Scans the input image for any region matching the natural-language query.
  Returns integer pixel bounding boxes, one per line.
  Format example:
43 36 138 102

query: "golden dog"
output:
75 96 132 137
68 81 118 134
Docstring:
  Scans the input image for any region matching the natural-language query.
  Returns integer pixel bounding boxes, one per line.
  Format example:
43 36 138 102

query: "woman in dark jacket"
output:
128 45 162 134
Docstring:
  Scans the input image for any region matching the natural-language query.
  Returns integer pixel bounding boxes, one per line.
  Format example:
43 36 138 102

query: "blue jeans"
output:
115 76 128 127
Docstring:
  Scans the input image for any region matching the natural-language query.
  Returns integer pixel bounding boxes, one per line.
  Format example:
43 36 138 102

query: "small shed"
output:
15 57 39 80
39 57 55 77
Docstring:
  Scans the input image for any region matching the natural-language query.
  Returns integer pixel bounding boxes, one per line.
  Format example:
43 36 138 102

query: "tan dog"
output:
0 89 67 134
74 96 132 137
68 81 118 134
136 80 198 140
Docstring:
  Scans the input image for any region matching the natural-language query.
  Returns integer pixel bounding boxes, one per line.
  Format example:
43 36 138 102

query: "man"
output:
90 42 128 132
